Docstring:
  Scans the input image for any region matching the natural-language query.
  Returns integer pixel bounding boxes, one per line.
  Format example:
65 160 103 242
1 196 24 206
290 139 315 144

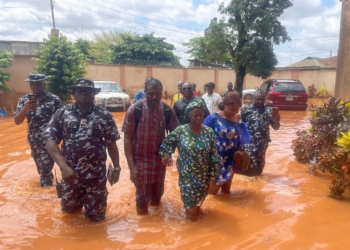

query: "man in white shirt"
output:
202 82 222 114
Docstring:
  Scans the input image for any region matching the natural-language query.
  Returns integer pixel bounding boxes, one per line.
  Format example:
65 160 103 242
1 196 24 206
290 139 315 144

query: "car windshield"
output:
274 82 306 93
94 82 122 92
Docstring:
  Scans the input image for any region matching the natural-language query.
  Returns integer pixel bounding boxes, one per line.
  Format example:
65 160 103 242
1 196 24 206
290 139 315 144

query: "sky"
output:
0 0 342 67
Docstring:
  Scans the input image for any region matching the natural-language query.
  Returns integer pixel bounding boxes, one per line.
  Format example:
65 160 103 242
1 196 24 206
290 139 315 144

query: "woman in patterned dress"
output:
204 92 250 195
159 99 220 221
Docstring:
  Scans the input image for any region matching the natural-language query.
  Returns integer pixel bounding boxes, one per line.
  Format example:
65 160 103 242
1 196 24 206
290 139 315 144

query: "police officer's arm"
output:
124 132 138 185
46 140 76 183
107 142 120 169
271 114 281 130
43 111 76 184
14 99 37 125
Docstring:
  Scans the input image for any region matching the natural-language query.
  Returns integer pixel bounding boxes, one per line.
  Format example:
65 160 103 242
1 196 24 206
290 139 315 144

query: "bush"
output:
292 97 350 198
0 50 14 92
308 84 317 98
316 86 330 98
34 34 86 103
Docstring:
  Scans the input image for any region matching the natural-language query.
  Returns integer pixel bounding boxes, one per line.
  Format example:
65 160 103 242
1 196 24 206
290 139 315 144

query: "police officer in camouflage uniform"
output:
14 73 63 187
43 78 121 222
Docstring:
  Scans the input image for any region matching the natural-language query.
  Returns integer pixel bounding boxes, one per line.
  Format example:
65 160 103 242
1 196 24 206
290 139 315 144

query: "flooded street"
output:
1 106 350 250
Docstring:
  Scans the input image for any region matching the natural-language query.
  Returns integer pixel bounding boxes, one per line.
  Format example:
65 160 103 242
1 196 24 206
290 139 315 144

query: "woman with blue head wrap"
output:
159 98 220 221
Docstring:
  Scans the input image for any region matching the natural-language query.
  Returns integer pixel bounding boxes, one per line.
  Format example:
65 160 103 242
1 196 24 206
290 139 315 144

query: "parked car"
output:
261 79 308 110
243 79 308 110
93 80 131 111
242 88 257 101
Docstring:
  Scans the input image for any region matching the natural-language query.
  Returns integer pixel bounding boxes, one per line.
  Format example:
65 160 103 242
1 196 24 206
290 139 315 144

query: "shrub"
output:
34 34 86 103
307 84 317 98
292 97 350 197
0 50 14 92
316 86 330 98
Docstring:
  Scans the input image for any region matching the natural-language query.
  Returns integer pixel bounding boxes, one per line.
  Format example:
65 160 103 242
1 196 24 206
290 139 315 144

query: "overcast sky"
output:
0 0 341 67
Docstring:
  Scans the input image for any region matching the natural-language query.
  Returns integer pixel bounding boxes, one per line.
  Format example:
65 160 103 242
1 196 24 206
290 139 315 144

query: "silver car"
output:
242 88 256 101
94 81 131 111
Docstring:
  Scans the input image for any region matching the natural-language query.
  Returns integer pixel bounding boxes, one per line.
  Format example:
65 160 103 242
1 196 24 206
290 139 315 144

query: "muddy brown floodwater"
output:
1 104 350 250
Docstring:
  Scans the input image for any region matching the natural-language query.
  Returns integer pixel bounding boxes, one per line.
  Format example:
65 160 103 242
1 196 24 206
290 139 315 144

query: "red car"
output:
260 79 308 111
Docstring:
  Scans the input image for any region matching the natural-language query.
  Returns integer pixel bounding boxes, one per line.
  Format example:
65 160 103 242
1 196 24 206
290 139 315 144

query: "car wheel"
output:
244 94 253 101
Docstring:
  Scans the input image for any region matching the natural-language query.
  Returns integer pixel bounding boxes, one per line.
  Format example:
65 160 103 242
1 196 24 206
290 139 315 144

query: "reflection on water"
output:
1 103 350 249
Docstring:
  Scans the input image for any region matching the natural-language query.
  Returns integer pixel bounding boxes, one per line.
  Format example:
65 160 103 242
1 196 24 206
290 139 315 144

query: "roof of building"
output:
286 56 337 69
0 40 42 56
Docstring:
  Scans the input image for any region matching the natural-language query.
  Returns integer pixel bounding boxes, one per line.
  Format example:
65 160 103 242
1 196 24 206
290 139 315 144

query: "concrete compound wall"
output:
5 56 35 93
86 64 121 85
299 69 336 94
1 59 337 114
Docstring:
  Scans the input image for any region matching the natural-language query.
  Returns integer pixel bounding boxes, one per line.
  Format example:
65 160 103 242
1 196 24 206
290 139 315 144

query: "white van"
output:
93 81 131 111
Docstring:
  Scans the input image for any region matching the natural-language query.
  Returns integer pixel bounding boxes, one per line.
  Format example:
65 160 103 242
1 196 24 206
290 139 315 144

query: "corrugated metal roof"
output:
0 40 42 56
287 56 337 68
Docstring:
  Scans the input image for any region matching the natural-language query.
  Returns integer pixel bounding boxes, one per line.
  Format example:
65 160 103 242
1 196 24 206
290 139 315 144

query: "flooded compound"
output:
1 106 350 250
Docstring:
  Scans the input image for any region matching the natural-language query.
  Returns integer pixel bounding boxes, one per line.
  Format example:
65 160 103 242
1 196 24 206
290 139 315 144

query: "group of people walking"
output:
15 73 280 222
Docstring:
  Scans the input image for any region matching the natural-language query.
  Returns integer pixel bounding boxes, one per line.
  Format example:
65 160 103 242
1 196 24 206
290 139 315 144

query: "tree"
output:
183 37 207 61
89 30 126 64
34 34 86 103
75 38 91 59
111 33 182 67
0 50 14 92
213 0 292 95
183 19 233 66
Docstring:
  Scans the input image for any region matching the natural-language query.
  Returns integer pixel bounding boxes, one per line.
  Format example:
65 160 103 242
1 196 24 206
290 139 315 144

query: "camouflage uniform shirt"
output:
241 104 276 172
14 91 63 145
43 103 120 180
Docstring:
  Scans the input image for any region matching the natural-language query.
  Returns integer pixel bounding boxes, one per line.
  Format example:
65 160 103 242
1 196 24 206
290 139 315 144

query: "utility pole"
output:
335 0 350 100
50 0 55 29
50 0 59 36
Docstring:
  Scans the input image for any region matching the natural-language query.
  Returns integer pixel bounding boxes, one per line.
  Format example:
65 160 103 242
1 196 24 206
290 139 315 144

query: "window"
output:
94 82 122 92
260 81 269 92
273 82 306 93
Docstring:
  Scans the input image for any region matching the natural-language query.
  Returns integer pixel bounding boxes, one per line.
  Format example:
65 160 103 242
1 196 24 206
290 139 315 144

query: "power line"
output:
275 48 338 53
57 0 201 36
79 0 208 29
0 6 47 8
54 6 196 40
292 35 339 41
77 0 204 32
277 50 338 59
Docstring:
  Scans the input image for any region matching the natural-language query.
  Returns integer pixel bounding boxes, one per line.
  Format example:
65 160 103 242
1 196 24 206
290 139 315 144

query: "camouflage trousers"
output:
61 176 108 222
30 144 54 186
242 138 269 177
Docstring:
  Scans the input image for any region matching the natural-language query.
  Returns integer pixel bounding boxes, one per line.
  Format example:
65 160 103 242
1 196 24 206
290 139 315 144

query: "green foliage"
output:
89 30 128 64
75 38 91 59
316 86 330 98
336 131 350 152
183 18 233 66
292 97 350 197
209 0 292 95
111 33 182 67
34 34 86 103
0 50 14 92
183 37 207 61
